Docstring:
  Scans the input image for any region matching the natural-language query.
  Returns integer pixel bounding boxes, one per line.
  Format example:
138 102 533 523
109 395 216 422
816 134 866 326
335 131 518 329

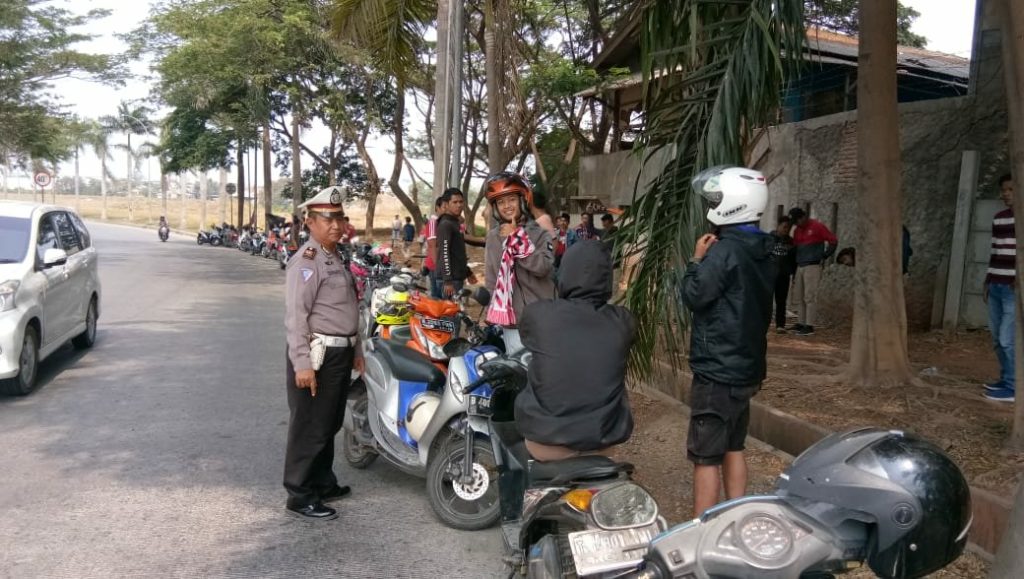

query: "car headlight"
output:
591 483 659 530
0 281 18 312
449 370 465 403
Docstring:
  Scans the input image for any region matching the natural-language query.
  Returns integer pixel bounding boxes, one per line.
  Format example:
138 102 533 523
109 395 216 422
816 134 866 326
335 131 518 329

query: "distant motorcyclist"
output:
514 240 635 461
158 216 170 241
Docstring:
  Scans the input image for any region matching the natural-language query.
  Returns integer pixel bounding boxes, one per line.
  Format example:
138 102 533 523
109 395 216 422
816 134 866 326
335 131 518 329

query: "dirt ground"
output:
619 389 991 578
763 320 1023 497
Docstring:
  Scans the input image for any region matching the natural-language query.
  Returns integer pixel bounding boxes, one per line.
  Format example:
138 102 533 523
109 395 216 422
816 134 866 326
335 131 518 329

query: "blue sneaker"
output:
984 381 1007 392
984 387 1016 402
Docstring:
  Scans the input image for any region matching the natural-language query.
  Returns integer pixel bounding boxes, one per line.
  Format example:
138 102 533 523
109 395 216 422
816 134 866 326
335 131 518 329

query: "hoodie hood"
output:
719 224 774 262
557 240 612 304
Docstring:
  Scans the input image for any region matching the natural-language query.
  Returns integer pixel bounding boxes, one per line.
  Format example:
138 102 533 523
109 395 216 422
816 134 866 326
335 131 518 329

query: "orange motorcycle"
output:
405 292 463 372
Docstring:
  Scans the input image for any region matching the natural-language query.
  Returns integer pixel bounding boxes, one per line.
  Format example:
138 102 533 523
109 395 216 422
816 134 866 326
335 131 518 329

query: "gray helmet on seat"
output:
775 428 971 579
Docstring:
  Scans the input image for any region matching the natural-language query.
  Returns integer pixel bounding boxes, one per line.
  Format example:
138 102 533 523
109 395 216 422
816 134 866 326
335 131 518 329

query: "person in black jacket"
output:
435 188 478 297
770 216 797 333
682 165 775 518
515 240 635 461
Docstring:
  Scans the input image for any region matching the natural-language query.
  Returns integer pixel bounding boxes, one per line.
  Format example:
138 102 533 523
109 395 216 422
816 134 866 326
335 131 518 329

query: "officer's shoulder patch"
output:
301 268 314 282
302 247 316 260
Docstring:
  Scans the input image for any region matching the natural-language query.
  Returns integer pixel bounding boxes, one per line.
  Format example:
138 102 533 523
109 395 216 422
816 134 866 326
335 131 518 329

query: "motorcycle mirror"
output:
473 287 492 307
458 288 472 298
443 338 472 358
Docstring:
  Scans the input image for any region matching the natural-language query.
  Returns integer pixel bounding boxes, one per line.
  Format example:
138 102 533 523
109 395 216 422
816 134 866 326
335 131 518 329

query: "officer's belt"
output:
311 333 356 348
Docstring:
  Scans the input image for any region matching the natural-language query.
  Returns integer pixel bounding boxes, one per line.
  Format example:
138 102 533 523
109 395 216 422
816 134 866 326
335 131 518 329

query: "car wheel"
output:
0 327 39 396
72 298 98 349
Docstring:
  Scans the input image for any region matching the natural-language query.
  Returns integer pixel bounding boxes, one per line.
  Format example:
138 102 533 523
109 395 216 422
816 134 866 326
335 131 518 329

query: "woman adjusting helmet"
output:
484 171 533 224
692 165 768 226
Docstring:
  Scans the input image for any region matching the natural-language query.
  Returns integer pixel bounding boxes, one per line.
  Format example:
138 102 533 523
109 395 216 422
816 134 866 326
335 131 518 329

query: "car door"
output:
34 212 73 347
51 212 89 334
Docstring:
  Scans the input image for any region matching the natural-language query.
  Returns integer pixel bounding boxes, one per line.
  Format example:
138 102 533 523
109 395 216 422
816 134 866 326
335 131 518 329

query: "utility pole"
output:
433 0 453 197
449 0 465 189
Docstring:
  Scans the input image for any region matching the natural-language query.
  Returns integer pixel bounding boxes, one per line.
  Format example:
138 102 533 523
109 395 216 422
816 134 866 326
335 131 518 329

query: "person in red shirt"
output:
342 216 357 242
787 208 838 336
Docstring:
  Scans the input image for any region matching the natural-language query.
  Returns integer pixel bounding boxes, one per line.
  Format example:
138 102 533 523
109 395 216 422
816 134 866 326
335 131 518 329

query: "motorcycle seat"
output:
373 339 446 391
529 455 634 485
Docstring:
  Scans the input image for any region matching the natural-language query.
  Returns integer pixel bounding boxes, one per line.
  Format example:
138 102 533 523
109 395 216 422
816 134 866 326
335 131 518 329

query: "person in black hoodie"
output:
515 240 635 461
682 166 775 518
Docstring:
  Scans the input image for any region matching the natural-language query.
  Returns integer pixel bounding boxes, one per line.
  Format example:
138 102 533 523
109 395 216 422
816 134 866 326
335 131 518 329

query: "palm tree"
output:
103 101 155 222
616 0 805 377
66 117 93 211
85 122 116 220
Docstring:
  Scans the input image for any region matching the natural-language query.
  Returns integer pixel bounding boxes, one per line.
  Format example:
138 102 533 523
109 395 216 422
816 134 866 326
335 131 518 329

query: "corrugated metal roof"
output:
805 28 969 81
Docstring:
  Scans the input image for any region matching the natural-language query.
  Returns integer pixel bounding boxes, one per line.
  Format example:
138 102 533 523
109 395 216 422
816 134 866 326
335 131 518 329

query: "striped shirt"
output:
987 208 1016 285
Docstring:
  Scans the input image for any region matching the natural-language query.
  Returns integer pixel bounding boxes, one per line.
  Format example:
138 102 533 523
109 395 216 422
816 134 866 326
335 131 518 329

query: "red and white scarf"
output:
487 226 535 326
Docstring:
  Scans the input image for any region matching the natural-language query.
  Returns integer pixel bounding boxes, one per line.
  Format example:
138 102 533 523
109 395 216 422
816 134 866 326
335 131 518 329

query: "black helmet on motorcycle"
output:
775 428 971 579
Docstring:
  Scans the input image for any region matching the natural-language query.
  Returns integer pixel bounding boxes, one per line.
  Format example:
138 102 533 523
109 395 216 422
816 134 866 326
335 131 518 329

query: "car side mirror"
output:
42 248 68 268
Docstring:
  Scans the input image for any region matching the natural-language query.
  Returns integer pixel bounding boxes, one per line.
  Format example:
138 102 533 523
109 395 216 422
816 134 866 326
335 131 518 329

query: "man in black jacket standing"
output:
681 166 775 518
436 188 479 297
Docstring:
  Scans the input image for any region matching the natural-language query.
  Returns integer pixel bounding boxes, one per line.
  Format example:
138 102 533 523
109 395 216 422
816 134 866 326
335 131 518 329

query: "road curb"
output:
643 360 1012 560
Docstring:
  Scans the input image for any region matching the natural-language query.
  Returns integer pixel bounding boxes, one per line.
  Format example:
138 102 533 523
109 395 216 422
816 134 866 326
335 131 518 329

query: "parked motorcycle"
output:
196 228 220 246
456 346 666 577
626 427 972 579
341 289 503 530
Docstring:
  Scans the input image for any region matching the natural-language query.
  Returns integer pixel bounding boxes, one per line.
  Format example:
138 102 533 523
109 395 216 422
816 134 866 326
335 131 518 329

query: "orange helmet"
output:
482 172 533 208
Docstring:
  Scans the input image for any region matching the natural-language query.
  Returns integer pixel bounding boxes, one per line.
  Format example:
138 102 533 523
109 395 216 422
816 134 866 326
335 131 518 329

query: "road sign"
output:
33 172 52 188
225 183 237 195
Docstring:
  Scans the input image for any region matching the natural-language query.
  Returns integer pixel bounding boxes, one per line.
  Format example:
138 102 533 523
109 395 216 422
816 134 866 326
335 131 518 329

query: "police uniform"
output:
283 186 361 518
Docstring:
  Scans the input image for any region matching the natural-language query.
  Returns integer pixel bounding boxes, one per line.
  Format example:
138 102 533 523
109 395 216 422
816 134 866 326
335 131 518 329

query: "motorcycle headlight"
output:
0 281 19 313
591 483 659 530
449 370 465 403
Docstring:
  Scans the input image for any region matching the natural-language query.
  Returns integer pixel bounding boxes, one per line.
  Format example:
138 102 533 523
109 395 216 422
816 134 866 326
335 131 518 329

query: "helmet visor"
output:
691 165 731 209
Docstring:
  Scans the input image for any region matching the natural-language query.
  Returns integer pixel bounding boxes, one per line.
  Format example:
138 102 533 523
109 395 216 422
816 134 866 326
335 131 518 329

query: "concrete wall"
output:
578 145 676 207
756 95 1008 329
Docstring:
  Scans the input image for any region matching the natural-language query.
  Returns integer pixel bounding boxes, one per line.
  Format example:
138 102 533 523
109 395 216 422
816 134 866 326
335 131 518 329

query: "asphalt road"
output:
0 222 503 578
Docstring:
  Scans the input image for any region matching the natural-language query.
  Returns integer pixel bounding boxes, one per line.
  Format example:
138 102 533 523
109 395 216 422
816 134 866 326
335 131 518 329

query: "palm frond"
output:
328 0 435 81
618 0 805 379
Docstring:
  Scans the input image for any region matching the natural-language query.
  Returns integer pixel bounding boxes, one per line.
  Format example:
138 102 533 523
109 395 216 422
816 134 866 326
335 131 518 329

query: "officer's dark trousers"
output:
284 346 354 507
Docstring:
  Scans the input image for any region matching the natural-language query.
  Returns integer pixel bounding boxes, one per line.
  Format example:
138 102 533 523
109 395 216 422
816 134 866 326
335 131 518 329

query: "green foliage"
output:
805 0 927 48
0 0 125 162
329 0 434 82
618 0 805 379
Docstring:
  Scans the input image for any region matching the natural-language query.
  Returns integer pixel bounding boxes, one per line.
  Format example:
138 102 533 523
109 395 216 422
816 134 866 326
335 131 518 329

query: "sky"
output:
10 0 981 188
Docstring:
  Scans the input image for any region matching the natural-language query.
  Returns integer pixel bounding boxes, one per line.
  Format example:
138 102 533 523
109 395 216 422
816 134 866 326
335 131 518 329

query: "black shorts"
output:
686 376 760 466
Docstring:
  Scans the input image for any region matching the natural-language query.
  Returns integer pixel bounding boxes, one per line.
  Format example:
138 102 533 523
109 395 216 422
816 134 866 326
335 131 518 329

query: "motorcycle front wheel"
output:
426 434 500 530
342 394 378 469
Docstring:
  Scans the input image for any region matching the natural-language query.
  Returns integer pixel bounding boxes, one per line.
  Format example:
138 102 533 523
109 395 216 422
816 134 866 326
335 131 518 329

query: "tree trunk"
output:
846 0 914 386
179 173 187 230
263 124 273 230
199 169 208 229
484 0 503 173
354 136 382 239
991 480 1024 576
74 148 80 212
236 146 245 228
388 80 425 229
291 114 302 243
328 129 338 186
219 167 227 225
1002 0 1024 448
100 157 108 220
160 171 168 218
126 134 134 221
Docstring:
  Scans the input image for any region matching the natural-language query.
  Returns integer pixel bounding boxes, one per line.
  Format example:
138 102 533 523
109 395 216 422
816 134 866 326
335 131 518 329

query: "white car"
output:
0 202 100 395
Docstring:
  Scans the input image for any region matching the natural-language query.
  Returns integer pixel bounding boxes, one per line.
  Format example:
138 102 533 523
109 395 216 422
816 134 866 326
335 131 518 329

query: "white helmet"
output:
692 166 768 226
405 392 441 442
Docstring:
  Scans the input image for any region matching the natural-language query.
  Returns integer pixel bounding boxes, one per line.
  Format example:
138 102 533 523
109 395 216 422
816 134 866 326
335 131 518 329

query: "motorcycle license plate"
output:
420 316 456 333
468 394 491 416
568 524 660 576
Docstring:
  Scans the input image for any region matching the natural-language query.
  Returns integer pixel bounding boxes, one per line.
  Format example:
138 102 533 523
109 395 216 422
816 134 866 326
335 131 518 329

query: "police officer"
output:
283 186 364 520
